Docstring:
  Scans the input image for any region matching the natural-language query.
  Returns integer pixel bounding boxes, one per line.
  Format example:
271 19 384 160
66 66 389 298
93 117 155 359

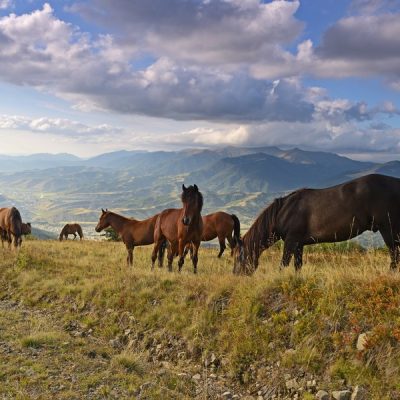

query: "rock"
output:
316 390 329 400
192 373 202 381
332 390 351 400
356 332 370 351
286 378 299 390
306 379 317 390
351 386 368 400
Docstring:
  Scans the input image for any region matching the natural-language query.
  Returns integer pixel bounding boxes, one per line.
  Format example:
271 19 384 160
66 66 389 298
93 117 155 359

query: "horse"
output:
95 210 162 266
22 222 32 235
234 174 400 274
1 222 31 248
59 224 84 241
151 184 203 273
0 207 23 249
184 212 241 258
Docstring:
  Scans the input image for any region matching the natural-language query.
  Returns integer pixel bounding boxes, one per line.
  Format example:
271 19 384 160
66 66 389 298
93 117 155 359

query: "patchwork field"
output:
0 240 400 399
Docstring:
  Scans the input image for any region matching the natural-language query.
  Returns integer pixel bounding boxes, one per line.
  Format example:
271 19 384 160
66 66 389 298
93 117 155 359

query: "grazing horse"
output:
59 224 84 241
152 184 203 273
95 210 161 266
0 207 23 249
184 212 241 258
1 222 31 248
234 174 400 274
22 222 32 235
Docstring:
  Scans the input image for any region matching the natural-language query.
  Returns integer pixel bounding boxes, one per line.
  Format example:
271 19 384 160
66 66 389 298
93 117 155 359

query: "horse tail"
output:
77 225 84 239
231 214 241 248
158 240 167 266
10 207 22 245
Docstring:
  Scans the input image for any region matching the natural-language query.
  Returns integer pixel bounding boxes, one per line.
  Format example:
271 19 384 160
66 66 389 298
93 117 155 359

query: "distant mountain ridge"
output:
0 146 399 238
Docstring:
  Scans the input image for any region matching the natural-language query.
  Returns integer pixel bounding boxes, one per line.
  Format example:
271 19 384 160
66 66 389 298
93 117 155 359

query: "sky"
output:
0 0 399 160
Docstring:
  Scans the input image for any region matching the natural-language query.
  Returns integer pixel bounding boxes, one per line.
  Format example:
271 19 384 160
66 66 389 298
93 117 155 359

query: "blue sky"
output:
0 0 399 160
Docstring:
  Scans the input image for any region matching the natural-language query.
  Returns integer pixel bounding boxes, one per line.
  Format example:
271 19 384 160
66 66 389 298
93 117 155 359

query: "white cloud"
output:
0 114 123 137
0 0 13 10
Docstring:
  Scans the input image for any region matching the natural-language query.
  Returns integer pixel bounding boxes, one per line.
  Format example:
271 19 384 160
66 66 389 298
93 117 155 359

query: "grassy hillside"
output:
1 241 399 399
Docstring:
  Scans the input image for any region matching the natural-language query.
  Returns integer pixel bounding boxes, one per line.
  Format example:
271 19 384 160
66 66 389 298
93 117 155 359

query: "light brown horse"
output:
185 212 241 258
151 184 203 273
95 209 161 266
0 207 23 249
59 223 84 241
1 222 31 248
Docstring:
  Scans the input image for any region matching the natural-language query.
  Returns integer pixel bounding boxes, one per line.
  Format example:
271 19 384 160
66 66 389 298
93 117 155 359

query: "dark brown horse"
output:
0 207 23 249
151 184 203 273
95 210 161 266
234 174 400 274
59 223 84 241
184 212 241 258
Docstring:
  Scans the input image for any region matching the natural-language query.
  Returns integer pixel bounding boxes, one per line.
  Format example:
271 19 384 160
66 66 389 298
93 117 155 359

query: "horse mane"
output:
242 189 304 265
181 186 203 212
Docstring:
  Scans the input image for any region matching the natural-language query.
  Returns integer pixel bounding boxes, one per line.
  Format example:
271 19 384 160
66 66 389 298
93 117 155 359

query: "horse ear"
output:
194 184 198 192
182 184 186 191
101 208 105 213
106 208 108 212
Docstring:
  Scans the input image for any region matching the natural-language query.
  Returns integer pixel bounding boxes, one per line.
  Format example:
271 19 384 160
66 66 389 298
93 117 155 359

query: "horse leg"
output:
157 241 167 268
191 241 200 274
226 235 235 256
280 240 297 269
294 244 304 272
126 246 134 267
151 240 162 269
178 239 186 272
217 236 226 258
168 242 178 272
380 228 400 271
73 233 77 240
7 232 12 250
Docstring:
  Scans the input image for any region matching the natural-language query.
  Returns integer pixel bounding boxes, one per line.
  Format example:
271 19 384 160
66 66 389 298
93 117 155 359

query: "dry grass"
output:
0 240 400 399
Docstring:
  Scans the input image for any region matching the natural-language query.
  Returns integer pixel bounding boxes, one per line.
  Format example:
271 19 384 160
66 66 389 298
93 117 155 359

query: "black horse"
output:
234 174 400 274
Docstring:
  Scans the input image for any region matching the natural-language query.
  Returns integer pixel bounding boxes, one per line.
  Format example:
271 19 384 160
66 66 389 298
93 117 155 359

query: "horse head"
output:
95 208 110 232
181 184 203 226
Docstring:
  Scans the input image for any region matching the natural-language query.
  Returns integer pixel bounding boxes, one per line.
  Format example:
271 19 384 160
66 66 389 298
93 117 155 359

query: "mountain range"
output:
0 146 399 240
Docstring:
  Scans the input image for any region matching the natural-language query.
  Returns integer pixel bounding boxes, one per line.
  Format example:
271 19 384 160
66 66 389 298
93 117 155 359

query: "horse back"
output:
277 174 400 242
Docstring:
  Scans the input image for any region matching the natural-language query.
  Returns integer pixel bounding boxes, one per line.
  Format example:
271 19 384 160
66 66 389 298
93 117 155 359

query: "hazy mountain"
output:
0 146 398 236
0 153 82 172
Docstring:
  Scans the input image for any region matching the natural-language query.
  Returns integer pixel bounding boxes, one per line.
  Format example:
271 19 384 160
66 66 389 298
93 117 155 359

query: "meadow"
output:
0 240 400 399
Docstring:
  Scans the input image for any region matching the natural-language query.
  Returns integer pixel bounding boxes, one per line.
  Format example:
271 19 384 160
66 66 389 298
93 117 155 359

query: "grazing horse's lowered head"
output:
95 209 111 232
22 222 31 235
181 184 203 226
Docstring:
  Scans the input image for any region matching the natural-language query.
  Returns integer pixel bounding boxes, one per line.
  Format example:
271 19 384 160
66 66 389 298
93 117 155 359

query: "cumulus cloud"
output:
0 114 122 137
349 0 400 15
0 4 316 122
70 0 302 67
0 0 13 10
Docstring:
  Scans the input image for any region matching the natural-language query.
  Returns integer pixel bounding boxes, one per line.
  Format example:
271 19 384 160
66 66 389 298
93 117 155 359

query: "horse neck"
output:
243 198 283 265
107 213 131 234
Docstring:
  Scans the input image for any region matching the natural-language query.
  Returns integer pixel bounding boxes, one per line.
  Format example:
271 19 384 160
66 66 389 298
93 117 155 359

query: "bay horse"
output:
95 210 162 266
0 207 23 249
184 212 241 258
59 224 84 241
151 184 203 273
234 174 400 274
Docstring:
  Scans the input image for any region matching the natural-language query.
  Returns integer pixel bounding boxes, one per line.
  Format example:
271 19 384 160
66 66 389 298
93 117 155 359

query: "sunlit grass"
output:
0 240 400 398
